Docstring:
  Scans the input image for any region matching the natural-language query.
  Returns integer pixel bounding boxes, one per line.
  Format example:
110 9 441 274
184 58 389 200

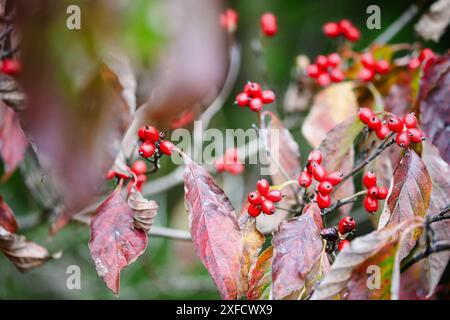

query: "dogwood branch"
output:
321 190 368 215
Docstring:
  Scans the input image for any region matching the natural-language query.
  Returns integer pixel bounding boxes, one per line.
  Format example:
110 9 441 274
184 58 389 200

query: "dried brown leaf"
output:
127 189 159 233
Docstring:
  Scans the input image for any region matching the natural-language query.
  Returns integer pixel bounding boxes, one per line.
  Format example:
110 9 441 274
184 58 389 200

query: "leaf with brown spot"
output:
247 246 273 300
0 195 18 233
271 203 326 299
89 182 148 295
127 189 159 233
183 155 242 300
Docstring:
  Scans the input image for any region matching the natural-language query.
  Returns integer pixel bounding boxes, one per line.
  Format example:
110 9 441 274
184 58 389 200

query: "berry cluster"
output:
220 9 238 33
307 53 345 86
321 216 355 252
0 58 21 76
137 125 175 158
358 107 390 139
106 160 148 192
362 171 388 214
358 52 390 82
215 148 244 175
298 150 344 209
408 48 437 70
235 81 276 112
389 113 424 148
260 12 277 37
322 19 360 42
247 178 283 217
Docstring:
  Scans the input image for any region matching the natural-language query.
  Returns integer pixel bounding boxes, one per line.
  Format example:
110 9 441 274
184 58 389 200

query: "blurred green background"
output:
1 0 448 299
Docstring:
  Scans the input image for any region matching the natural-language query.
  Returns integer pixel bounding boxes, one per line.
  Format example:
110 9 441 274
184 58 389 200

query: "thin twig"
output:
401 242 450 272
322 190 367 215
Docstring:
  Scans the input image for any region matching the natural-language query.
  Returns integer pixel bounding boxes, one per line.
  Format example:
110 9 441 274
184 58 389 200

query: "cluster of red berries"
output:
307 53 345 86
220 9 238 33
106 160 148 192
260 13 277 37
247 178 283 217
322 19 360 42
408 48 437 71
214 148 244 175
358 107 390 140
358 52 390 82
0 59 21 75
362 171 388 214
298 150 344 209
137 125 175 158
235 81 276 112
321 216 355 251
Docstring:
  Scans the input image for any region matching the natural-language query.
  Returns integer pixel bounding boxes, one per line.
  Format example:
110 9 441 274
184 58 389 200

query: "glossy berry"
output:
367 186 379 198
338 19 352 30
248 192 262 205
266 190 283 203
367 116 382 131
388 116 404 132
315 55 328 70
299 171 313 188
361 53 376 70
363 171 377 188
396 131 410 148
139 141 156 158
419 48 435 62
408 57 421 70
327 53 341 67
325 171 344 186
1 59 22 75
403 113 417 129
106 170 116 180
260 13 277 37
358 107 374 124
131 160 147 175
220 9 238 32
248 204 262 217
312 163 327 181
377 186 389 200
338 239 350 251
256 179 270 196
338 216 356 234
244 82 262 97
363 196 378 213
317 192 331 209
343 26 360 42
261 90 276 104
160 140 175 155
235 92 249 107
358 68 375 82
261 199 276 215
376 124 390 140
330 68 345 82
318 181 333 195
308 150 323 164
323 22 340 38
408 128 424 143
320 227 339 242
138 126 159 142
375 60 389 74
316 73 331 87
249 98 263 112
307 64 320 78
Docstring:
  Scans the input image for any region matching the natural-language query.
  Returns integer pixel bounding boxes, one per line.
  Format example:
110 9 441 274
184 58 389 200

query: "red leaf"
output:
247 246 273 300
0 195 18 233
272 203 326 299
89 181 148 294
183 156 242 300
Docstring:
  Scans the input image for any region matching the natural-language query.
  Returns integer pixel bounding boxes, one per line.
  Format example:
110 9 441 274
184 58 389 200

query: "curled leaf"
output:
127 189 159 233
415 0 450 42
0 195 18 233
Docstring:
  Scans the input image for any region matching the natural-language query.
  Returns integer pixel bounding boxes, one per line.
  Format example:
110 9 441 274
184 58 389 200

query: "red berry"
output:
248 204 262 217
308 150 323 164
318 181 333 195
215 162 225 172
160 140 175 155
323 22 340 38
1 59 22 75
408 57 421 70
235 92 249 107
343 26 360 42
306 161 315 174
325 171 344 186
358 68 375 82
266 190 283 203
403 113 417 129
307 64 321 78
367 186 379 198
312 163 327 181
256 178 270 196
396 131 410 148
248 191 262 205
316 73 331 87
338 216 356 234
367 116 382 131
249 98 263 112
330 68 345 82
261 199 276 215
338 19 352 30
320 227 339 242
338 239 350 251
315 55 329 70
244 82 262 97
363 196 378 213
138 125 159 142
131 160 147 175
408 128 424 143
375 60 389 74
260 13 277 37
361 53 376 70
327 53 341 67
220 9 238 32
419 48 435 62
106 170 116 180
377 186 389 200
139 141 156 158
363 171 377 188
388 116 404 132
358 107 374 124
261 90 276 104
136 174 147 191
227 163 244 175
317 192 331 209
376 124 390 140
298 171 313 188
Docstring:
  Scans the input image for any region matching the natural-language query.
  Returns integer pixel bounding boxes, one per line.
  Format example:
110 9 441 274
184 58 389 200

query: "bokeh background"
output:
1 0 449 299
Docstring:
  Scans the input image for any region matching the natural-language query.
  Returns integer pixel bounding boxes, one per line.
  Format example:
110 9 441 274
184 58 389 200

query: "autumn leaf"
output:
247 246 273 300
183 155 242 300
0 195 18 233
127 189 159 232
89 181 148 294
271 203 327 299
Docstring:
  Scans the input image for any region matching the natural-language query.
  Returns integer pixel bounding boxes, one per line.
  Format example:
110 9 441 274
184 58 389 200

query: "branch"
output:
401 242 450 272
322 190 367 215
